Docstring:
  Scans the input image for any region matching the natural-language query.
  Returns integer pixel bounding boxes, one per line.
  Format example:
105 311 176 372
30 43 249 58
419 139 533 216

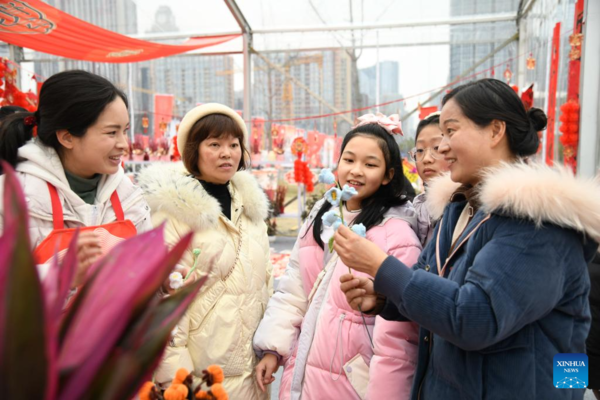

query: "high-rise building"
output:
359 61 399 103
143 6 235 123
253 50 354 135
359 61 404 116
149 55 235 117
449 0 519 83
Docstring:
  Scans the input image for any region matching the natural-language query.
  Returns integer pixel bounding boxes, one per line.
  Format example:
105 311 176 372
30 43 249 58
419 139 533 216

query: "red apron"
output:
33 182 137 265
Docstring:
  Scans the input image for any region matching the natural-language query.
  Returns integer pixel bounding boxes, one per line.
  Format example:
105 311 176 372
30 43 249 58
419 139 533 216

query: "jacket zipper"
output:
329 313 346 381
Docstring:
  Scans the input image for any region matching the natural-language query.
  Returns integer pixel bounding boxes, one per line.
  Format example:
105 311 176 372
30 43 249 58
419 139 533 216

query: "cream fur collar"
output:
137 163 269 231
426 162 600 242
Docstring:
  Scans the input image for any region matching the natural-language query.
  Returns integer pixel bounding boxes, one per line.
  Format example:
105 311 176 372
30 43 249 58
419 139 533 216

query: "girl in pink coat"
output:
253 117 423 400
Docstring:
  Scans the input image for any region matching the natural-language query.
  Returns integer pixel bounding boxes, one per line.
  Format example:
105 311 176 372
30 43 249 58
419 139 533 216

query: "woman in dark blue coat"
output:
335 78 600 400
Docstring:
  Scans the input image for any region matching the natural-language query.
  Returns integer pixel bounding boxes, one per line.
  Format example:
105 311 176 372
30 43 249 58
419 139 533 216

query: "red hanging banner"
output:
546 23 561 166
562 0 584 173
153 94 174 138
567 0 585 101
0 0 240 63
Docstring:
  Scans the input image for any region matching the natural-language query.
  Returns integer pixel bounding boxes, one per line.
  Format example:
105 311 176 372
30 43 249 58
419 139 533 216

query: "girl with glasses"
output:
409 112 450 245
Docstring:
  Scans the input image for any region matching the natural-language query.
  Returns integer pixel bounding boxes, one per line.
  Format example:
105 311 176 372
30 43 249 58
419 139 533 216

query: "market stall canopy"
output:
0 0 240 63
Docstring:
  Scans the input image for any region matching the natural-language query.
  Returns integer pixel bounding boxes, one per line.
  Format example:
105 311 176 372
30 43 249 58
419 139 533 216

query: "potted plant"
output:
266 216 277 242
0 162 208 400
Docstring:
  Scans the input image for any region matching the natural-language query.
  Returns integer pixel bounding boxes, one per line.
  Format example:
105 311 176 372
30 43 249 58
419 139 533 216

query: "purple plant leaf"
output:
58 228 166 364
0 162 49 399
58 228 192 399
41 232 78 400
0 223 17 363
77 276 207 400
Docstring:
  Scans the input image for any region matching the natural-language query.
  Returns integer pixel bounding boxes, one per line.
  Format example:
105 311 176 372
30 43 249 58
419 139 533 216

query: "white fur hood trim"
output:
426 162 600 242
137 163 269 231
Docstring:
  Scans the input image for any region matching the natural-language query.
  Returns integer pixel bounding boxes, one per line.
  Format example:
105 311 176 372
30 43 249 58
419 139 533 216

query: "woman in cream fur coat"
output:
138 103 272 400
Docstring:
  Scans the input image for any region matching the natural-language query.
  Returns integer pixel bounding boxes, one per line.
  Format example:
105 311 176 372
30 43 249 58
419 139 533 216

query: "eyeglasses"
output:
409 146 441 162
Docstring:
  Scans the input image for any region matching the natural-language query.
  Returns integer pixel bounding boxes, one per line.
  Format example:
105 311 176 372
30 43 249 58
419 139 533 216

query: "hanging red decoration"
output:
526 53 536 70
569 33 583 61
303 163 314 192
559 101 580 163
291 137 307 158
521 84 534 111
0 59 39 112
503 64 513 83
171 135 180 162
293 159 304 183
291 137 308 184
561 0 584 173
546 22 561 165
272 124 285 155
142 115 149 134
511 85 519 94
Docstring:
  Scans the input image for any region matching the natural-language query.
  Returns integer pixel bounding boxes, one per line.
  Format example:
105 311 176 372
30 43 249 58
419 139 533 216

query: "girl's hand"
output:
340 274 377 312
333 225 388 276
73 231 102 287
255 353 278 392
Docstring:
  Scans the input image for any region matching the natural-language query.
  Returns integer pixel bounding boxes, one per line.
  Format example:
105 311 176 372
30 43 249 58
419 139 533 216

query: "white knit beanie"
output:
177 103 247 157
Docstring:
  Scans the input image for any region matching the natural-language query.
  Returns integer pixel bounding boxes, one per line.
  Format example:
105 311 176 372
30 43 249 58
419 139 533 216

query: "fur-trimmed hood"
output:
426 162 600 243
137 163 269 231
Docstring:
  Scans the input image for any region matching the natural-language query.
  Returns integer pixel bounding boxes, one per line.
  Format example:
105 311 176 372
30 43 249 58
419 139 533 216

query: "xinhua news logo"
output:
553 353 588 389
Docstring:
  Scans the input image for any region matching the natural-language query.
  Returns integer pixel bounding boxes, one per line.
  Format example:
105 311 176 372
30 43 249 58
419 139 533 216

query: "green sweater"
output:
64 169 102 205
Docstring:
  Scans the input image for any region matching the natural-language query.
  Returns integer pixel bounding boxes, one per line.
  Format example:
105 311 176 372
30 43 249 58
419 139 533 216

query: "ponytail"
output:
0 111 36 173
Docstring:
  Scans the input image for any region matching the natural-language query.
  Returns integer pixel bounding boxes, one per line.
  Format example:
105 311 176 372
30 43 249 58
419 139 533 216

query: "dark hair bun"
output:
527 108 547 132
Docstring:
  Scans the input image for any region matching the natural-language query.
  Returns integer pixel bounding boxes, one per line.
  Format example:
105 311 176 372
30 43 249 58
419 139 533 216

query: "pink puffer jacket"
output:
254 200 422 399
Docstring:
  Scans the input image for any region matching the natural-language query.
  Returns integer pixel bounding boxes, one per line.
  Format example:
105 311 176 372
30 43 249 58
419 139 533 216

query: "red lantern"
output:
303 163 314 192
293 159 304 183
559 100 580 173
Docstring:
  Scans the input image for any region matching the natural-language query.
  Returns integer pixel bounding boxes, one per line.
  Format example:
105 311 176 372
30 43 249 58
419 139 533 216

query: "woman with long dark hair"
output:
337 78 600 399
0 70 151 287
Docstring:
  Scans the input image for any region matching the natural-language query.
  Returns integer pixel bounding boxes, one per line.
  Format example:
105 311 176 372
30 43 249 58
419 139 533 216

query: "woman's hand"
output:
255 353 279 392
73 231 102 287
340 273 377 312
333 225 388 277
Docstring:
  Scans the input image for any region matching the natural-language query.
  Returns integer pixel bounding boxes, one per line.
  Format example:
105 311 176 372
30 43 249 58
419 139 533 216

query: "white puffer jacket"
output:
0 140 152 247
138 163 272 400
